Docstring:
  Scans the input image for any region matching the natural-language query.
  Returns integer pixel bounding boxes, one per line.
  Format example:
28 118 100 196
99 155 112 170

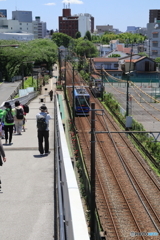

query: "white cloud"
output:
44 2 56 6
62 0 83 4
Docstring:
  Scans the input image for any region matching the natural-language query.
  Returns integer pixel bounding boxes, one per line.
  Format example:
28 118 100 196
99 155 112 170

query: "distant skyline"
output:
1 0 160 32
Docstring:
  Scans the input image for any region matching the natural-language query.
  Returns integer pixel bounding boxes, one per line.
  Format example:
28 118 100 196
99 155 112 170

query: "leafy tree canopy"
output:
75 31 81 39
51 32 72 48
108 54 121 57
0 39 58 81
155 57 160 63
84 31 92 41
92 32 146 45
138 52 149 57
74 39 98 57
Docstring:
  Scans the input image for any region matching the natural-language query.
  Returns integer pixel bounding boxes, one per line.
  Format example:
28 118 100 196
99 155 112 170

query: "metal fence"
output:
0 91 38 109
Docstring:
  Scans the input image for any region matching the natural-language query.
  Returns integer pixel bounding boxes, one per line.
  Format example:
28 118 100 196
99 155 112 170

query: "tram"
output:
74 88 90 116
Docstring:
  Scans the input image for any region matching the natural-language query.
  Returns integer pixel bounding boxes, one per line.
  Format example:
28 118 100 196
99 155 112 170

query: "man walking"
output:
49 90 53 101
36 105 51 155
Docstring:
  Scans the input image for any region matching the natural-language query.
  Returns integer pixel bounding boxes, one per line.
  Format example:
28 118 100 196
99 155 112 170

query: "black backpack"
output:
16 108 24 119
5 110 14 124
37 115 47 131
23 104 29 113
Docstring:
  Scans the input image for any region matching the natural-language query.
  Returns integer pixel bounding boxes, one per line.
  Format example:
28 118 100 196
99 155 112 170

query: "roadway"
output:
0 81 21 106
105 82 160 140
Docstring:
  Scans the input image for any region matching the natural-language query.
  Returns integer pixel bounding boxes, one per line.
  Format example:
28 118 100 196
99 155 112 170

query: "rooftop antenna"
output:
15 0 17 10
63 3 65 8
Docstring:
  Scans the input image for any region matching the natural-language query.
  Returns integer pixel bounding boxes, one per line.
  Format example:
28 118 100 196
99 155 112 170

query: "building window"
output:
114 64 119 68
152 50 158 56
20 23 22 25
105 64 111 69
153 33 158 38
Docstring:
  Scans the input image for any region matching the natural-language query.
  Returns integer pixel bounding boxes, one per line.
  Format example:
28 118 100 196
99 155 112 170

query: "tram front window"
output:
76 96 89 106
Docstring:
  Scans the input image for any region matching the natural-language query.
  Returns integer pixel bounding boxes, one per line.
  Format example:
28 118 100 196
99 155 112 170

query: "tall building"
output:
126 26 139 33
12 10 32 22
0 10 47 40
59 8 78 38
33 17 46 39
59 6 94 38
149 9 160 23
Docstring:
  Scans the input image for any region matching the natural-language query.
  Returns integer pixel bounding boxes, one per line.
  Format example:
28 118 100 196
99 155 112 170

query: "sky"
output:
1 0 160 32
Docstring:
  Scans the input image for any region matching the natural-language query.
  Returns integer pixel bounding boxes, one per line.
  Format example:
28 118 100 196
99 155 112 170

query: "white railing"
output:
55 94 90 240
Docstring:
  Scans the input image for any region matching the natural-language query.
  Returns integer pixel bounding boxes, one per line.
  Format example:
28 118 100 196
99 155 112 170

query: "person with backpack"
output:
14 101 24 135
2 102 15 145
0 109 4 139
36 105 51 155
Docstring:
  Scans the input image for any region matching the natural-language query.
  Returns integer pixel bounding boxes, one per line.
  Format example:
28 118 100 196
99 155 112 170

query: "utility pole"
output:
37 73 39 91
58 49 62 84
64 57 67 100
72 66 75 125
22 63 24 89
90 102 96 240
126 42 133 117
101 65 104 101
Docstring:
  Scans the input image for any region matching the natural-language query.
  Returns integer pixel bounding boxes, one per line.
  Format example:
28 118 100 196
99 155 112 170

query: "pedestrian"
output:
0 122 5 139
49 89 53 101
0 109 4 139
36 105 51 155
14 101 24 135
0 137 6 192
2 102 15 145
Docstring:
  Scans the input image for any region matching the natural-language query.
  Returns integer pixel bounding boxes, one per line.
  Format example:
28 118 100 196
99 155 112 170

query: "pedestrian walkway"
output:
0 77 56 240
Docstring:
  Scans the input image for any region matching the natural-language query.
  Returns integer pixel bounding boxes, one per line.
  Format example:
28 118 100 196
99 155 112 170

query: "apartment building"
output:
59 7 94 38
33 17 46 39
149 9 160 23
0 9 46 40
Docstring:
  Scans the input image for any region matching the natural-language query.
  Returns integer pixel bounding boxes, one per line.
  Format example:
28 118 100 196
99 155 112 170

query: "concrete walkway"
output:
0 76 57 240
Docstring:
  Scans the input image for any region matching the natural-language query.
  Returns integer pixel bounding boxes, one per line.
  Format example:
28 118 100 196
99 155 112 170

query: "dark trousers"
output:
4 125 14 143
50 96 53 101
37 130 49 154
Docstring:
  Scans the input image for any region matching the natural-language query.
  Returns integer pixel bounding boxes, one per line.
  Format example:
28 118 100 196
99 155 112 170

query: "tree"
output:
0 39 58 82
75 31 81 39
84 31 92 41
138 52 149 57
108 54 121 57
155 57 160 63
75 39 98 57
51 32 72 48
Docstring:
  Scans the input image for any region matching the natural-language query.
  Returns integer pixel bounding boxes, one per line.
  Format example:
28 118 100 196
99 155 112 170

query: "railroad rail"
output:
65 62 160 240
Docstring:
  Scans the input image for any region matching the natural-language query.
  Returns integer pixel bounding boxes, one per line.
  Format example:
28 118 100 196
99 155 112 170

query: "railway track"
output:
65 63 160 239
